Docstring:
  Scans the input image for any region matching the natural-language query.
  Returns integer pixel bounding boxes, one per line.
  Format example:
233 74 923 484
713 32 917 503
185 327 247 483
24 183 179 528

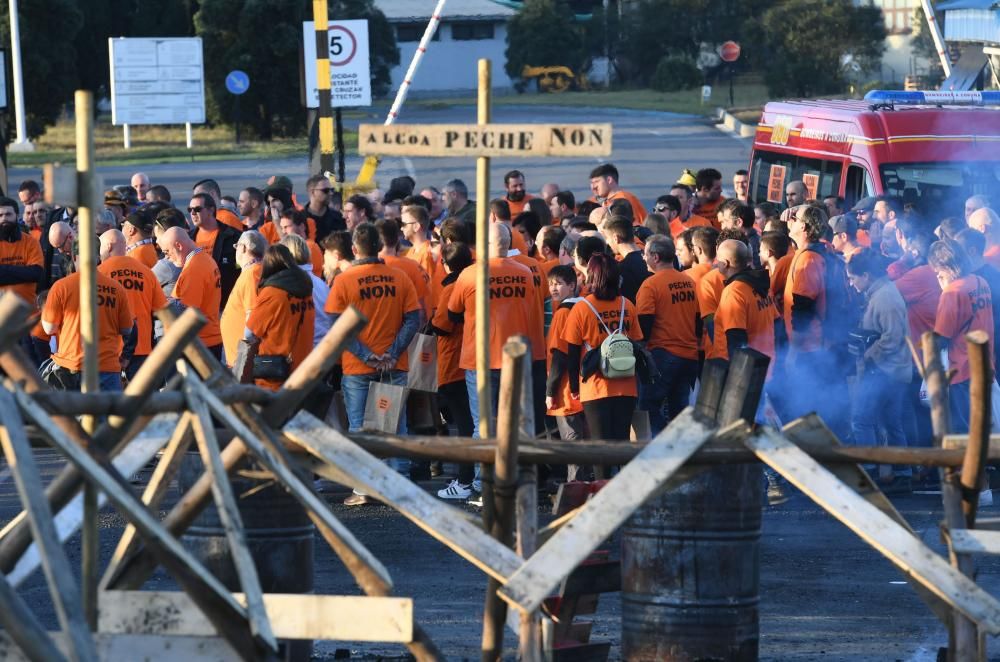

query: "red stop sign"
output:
720 41 741 63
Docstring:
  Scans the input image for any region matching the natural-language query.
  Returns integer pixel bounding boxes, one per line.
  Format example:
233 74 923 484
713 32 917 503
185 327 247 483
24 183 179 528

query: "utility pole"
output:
8 0 33 151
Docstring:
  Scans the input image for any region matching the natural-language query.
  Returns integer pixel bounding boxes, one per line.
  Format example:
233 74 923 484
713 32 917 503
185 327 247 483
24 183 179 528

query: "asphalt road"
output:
10 104 752 210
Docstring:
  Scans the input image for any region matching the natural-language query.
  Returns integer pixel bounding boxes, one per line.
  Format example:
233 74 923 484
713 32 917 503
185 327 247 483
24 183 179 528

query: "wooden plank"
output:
0 390 97 661
12 386 270 661
100 412 194 592
499 409 726 614
942 434 1000 450
185 374 394 590
783 414 950 625
950 529 1000 555
357 123 613 158
746 427 1000 635
183 371 276 651
284 410 524 582
98 591 414 642
0 631 238 661
7 414 178 588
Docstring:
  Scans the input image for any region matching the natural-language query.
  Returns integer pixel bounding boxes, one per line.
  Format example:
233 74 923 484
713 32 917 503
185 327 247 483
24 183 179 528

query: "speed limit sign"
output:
302 19 371 108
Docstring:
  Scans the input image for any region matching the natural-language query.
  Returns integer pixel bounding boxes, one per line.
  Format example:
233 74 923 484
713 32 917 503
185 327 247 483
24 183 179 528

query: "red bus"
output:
748 90 1000 218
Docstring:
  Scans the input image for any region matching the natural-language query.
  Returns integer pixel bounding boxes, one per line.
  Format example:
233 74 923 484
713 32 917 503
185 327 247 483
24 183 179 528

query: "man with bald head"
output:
966 194 990 221
48 221 76 284
968 207 1000 269
130 173 150 201
157 226 224 359
714 238 778 366
99 229 167 381
540 183 559 204
785 181 808 209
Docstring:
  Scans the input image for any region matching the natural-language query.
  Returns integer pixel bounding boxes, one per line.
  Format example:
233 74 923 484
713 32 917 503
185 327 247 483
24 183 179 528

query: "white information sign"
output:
302 20 371 108
108 37 205 125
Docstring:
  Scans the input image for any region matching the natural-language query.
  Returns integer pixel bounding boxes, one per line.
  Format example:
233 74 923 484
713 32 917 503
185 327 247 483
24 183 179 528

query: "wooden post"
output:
694 360 729 421
313 0 335 176
481 338 526 662
962 330 992 528
922 331 951 446
74 89 101 630
475 58 492 440
516 465 541 662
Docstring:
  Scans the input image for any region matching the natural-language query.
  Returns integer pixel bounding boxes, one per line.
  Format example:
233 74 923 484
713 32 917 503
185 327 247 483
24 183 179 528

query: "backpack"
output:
804 244 862 347
581 297 636 378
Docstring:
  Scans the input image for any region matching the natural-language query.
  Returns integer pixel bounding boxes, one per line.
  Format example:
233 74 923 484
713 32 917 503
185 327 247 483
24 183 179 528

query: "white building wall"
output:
390 22 515 93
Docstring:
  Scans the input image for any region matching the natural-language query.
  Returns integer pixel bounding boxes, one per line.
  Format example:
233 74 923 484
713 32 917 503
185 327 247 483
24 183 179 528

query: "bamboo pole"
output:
481 338 526 661
962 330 992 528
475 58 492 440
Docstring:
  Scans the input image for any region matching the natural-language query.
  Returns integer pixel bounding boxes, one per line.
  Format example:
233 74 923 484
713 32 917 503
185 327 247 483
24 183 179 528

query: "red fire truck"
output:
748 90 1000 218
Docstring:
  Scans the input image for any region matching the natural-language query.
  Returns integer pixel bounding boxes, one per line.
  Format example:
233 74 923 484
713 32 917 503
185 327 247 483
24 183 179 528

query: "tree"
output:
506 0 586 83
0 0 84 138
749 0 886 98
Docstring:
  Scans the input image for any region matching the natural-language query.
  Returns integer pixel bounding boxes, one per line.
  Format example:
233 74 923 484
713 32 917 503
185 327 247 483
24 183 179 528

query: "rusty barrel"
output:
621 464 762 660
178 451 315 661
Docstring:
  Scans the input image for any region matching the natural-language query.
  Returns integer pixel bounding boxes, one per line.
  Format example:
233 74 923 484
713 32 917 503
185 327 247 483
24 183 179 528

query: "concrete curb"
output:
714 108 757 139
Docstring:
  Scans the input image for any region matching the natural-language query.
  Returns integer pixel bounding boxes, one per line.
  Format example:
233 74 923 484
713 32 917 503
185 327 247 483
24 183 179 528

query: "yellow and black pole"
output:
313 0 336 177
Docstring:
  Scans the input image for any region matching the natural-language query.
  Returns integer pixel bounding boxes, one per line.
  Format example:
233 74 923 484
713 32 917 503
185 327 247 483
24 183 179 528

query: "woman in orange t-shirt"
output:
565 252 643 444
245 245 314 390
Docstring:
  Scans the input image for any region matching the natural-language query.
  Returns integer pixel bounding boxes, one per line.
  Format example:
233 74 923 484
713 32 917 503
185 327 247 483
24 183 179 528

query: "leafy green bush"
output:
650 56 702 92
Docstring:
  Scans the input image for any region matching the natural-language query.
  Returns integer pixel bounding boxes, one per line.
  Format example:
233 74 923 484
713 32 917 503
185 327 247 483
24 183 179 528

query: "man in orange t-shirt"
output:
448 223 541 437
279 209 323 277
0 196 43 305
715 239 777 366
42 270 135 391
158 227 224 359
590 163 648 220
325 223 420 502
377 218 430 319
490 198 531 255
401 204 436 282
220 231 266 367
99 229 167 382
122 212 159 269
187 193 240 307
503 169 535 217
671 184 715 231
693 168 726 220
193 178 244 232
691 226 725 361
636 234 700 431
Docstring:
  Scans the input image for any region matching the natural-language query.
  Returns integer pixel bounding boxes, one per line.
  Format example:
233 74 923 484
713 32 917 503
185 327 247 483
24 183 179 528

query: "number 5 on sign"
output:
302 19 371 108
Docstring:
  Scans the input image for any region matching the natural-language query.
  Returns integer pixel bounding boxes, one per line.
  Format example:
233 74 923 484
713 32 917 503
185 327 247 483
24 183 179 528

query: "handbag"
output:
406 332 439 393
363 376 409 434
253 355 291 381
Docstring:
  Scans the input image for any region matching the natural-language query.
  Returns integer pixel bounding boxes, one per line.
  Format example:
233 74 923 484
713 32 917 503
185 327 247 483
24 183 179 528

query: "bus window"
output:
845 164 873 209
879 162 1000 219
750 150 842 209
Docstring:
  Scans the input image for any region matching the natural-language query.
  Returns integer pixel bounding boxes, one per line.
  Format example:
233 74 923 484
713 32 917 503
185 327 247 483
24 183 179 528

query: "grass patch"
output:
407 83 772 116
10 119 355 168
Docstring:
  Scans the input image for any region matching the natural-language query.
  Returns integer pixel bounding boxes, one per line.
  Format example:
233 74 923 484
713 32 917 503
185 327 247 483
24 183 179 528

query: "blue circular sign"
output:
225 70 250 95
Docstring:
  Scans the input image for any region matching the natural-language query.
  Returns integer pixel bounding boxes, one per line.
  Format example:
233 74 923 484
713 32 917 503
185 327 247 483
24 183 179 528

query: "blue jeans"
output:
99 371 123 392
341 371 409 474
640 348 698 434
465 369 502 439
852 366 910 477
949 379 972 435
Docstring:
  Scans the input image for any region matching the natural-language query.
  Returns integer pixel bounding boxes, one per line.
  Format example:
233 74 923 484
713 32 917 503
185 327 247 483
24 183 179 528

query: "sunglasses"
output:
187 206 206 213
654 205 668 212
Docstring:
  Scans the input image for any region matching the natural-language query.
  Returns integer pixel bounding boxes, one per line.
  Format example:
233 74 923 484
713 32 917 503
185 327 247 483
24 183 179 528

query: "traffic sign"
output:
720 41 741 63
302 19 371 108
358 123 613 158
225 70 249 95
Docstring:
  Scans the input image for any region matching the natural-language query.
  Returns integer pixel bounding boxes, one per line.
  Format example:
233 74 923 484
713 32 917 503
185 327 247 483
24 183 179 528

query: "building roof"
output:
377 0 516 22
937 0 998 10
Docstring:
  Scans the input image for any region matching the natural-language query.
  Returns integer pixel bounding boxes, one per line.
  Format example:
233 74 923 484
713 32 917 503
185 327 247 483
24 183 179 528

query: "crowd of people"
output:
2 162 996 505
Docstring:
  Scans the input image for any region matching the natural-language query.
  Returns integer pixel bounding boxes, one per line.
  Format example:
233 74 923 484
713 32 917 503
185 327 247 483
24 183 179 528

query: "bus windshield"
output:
880 162 1000 218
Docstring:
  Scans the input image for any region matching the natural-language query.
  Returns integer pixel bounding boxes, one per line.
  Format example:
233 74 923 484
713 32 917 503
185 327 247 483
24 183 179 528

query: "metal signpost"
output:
108 37 206 149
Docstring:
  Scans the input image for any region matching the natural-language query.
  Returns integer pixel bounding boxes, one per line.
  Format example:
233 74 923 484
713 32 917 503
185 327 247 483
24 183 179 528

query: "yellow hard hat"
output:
677 169 697 187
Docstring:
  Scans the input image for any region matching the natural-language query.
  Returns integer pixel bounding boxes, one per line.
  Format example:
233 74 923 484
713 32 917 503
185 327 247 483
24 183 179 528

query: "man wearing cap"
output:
264 186 316 243
104 189 128 228
193 178 244 232
305 174 344 241
122 212 159 269
852 196 876 247
831 214 862 260
187 193 241 307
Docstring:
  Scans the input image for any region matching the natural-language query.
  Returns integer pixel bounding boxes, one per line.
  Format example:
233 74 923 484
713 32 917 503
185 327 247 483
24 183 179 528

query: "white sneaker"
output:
437 480 472 500
467 493 484 508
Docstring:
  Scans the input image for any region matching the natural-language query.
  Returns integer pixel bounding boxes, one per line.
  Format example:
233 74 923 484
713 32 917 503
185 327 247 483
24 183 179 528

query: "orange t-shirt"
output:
217 208 246 233
219 262 262 366
98 255 167 357
546 301 584 416
696 196 725 223
174 250 222 347
603 190 648 222
406 241 437 285
715 278 778 364
261 222 281 245
696 268 726 359
246 279 315 390
507 194 535 218
635 268 699 360
508 224 530 255
44 272 134 373
0 232 43 304
893 264 940 364
668 214 712 239
783 248 826 353
510 253 548 361
686 262 711 286
325 262 420 375
540 258 560 283
768 253 794 318
935 274 994 384
564 295 643 402
448 257 538 371
430 277 465 386
195 227 219 253
127 241 159 269
29 227 42 242
383 254 430 317
308 239 323 277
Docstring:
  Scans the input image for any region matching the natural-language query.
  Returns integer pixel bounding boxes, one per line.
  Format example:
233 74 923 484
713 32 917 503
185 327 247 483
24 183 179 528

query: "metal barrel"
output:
177 451 316 661
621 464 762 661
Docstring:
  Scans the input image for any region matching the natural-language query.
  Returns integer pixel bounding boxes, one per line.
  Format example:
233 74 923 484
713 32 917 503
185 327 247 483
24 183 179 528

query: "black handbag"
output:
847 328 880 358
253 354 291 381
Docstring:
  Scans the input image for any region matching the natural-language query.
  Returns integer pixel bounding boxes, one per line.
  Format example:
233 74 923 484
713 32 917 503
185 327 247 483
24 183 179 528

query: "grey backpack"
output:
581 297 636 378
